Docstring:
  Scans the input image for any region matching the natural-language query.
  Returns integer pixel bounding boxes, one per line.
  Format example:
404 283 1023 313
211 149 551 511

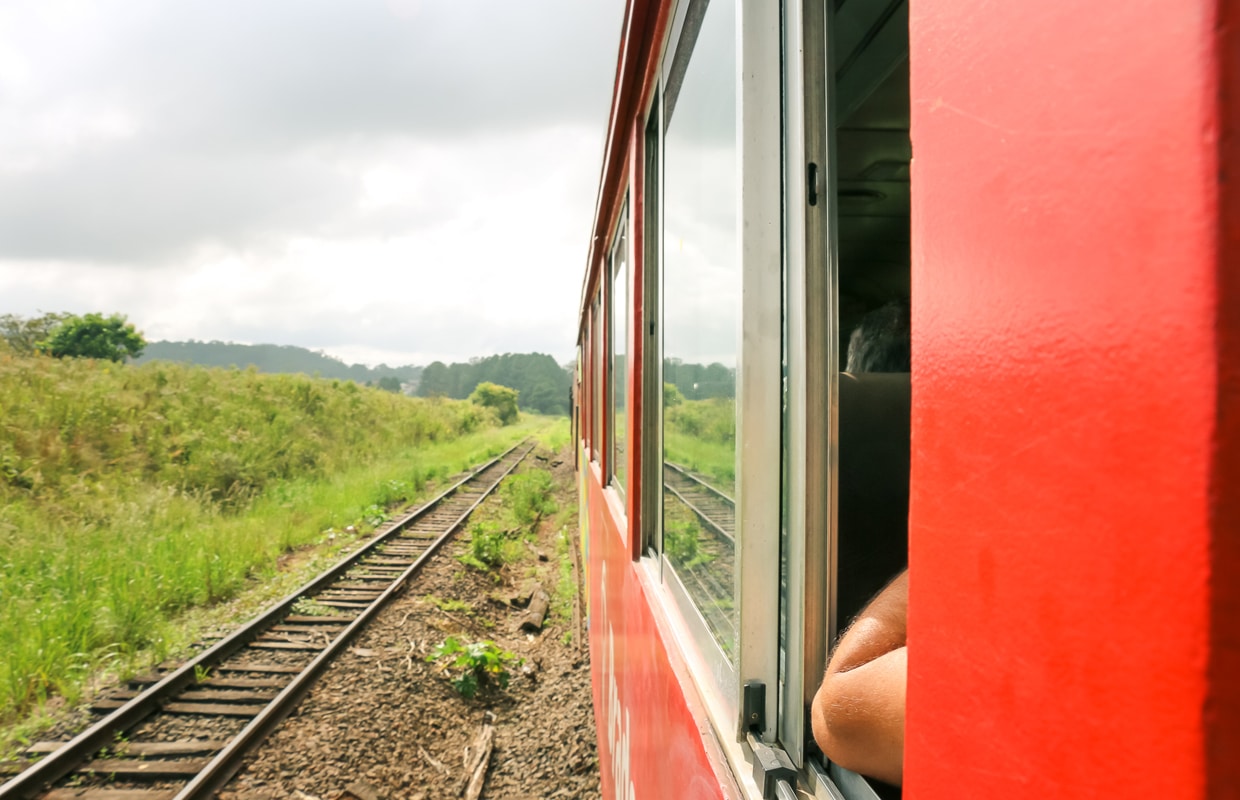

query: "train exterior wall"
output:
581 456 735 800
907 0 1239 797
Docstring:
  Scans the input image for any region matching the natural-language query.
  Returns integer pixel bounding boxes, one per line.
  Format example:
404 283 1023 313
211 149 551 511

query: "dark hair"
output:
846 299 910 373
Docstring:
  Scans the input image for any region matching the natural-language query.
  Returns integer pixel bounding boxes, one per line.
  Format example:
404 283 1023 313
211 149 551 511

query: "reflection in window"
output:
611 204 629 493
661 0 738 661
592 297 604 463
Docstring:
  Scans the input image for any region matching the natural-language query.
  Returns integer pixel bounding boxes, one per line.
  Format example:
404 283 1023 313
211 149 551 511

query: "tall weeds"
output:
0 354 519 723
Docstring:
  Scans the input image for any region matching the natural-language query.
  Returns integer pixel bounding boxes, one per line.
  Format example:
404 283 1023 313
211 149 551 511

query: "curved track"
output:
1 441 535 800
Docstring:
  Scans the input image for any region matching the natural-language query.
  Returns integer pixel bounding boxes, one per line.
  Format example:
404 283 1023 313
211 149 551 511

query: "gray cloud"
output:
0 143 358 262
0 0 621 263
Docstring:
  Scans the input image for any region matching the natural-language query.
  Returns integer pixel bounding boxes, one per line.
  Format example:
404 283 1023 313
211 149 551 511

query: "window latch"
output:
743 682 797 799
808 162 820 206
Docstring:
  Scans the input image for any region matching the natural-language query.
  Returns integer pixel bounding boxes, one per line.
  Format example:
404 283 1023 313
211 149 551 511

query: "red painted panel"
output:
584 465 730 800
907 1 1222 797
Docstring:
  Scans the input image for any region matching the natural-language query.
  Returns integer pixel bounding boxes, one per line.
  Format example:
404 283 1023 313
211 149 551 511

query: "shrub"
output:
502 471 556 527
469 382 519 425
466 521 506 569
427 636 522 698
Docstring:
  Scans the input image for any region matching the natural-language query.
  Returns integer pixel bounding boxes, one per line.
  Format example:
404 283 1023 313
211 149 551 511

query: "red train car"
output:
576 1 1240 798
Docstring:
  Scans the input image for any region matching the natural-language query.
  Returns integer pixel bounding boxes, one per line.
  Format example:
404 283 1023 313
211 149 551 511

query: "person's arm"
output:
811 570 908 785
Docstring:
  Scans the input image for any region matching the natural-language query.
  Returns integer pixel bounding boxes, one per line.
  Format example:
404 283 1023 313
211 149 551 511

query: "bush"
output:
663 382 685 408
42 313 146 362
427 636 522 698
502 471 556 527
469 381 519 425
466 521 507 569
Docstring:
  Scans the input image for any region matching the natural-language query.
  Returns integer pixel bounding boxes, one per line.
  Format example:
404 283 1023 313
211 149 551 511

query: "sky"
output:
0 0 625 367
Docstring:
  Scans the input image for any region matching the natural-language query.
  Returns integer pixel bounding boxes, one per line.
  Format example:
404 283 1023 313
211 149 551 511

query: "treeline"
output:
418 353 571 416
135 341 422 388
664 358 736 401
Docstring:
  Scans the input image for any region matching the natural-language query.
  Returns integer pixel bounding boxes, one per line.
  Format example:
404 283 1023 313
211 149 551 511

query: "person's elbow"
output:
811 646 907 785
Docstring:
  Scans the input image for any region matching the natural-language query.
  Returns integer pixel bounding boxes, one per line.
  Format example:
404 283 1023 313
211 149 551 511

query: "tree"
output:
43 313 146 362
469 381 519 425
377 376 403 393
664 382 685 407
418 361 452 397
0 312 73 356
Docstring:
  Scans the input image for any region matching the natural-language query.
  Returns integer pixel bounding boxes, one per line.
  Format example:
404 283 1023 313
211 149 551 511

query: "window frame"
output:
641 87 663 562
609 197 631 498
789 2 909 798
646 0 784 757
592 292 605 465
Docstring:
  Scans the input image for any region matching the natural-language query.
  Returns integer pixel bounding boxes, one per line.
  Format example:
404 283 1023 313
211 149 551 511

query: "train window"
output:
832 0 910 646
610 200 629 495
641 91 661 560
660 0 739 670
806 0 911 796
592 293 605 464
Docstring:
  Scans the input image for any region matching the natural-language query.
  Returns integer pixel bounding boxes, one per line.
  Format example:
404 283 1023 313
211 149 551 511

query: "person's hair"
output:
846 299 910 373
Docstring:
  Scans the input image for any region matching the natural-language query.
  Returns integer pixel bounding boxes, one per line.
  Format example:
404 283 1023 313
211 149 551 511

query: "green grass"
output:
0 352 557 728
663 398 735 493
531 415 571 451
457 456 558 573
552 526 576 628
422 595 474 615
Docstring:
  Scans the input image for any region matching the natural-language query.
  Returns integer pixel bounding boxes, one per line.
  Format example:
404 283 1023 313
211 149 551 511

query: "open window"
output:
833 0 911 636
783 0 911 797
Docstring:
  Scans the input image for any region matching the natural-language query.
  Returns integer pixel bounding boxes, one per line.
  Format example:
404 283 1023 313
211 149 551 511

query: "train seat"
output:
837 371 911 628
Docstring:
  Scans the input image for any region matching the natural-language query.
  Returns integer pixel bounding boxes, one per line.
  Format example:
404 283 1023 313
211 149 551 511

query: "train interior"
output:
826 3 910 796
831 0 911 713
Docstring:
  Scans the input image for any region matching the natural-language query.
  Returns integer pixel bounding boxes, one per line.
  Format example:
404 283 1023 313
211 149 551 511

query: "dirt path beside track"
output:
219 444 599 800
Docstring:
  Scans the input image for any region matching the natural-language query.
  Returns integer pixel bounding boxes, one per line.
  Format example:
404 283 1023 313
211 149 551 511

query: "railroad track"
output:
1 441 536 800
662 462 738 653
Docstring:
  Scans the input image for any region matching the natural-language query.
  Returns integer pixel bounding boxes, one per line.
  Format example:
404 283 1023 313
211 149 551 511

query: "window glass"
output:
592 297 604 463
661 0 738 661
642 96 661 558
611 204 629 493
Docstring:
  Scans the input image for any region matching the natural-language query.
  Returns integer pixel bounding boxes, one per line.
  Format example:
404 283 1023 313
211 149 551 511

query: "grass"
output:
530 415 570 451
422 595 474 615
663 398 735 493
552 526 576 630
457 457 559 573
0 352 559 730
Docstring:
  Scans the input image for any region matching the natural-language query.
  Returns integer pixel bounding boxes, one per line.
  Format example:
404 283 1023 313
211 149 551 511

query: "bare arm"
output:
811 570 907 785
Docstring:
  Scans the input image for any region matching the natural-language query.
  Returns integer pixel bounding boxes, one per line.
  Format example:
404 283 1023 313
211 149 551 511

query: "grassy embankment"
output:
0 354 557 731
663 397 735 494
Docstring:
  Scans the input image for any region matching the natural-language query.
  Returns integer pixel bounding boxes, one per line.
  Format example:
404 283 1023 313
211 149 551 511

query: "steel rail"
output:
663 466 735 545
175 442 534 799
0 441 531 800
663 461 735 505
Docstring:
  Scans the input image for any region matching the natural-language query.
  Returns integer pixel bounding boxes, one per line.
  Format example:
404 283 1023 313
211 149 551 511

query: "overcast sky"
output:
0 0 624 366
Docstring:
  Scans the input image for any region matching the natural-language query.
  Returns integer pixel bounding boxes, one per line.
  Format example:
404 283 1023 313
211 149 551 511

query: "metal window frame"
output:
779 0 837 769
790 3 902 799
610 196 631 499
593 293 605 465
641 86 664 562
735 0 784 748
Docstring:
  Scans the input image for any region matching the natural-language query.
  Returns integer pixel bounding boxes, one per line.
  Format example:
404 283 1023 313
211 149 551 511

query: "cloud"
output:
0 0 621 264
